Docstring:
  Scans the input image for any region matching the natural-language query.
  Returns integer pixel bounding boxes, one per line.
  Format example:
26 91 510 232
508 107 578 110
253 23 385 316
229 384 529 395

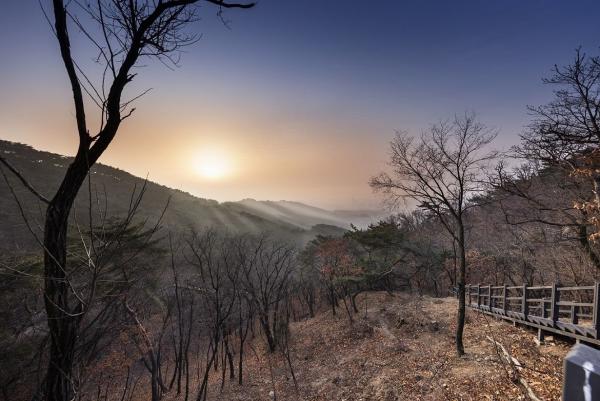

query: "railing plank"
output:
556 301 594 307
558 286 595 291
527 298 551 303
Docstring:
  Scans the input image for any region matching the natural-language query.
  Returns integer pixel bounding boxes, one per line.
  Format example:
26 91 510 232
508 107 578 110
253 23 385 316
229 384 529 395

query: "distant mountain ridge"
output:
226 199 385 231
0 140 386 252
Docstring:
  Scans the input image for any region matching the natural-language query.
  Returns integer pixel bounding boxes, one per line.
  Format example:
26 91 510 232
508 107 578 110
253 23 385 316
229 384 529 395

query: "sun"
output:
193 148 233 180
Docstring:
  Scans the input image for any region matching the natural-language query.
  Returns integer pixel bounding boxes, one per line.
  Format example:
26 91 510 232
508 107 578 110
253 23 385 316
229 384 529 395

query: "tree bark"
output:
455 220 466 356
43 155 91 401
260 315 276 353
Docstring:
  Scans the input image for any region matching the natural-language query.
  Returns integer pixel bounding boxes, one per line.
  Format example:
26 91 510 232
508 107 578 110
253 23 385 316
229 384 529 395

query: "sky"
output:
1 1 599 210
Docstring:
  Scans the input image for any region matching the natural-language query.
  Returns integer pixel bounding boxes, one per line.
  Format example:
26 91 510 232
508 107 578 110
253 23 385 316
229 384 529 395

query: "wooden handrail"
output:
466 282 600 345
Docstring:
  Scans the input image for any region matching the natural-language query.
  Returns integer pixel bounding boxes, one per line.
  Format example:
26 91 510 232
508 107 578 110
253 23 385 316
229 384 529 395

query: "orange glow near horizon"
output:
2 1 600 211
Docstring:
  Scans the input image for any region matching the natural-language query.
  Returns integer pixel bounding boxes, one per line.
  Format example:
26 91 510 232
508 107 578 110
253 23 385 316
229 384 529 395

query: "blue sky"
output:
1 1 599 209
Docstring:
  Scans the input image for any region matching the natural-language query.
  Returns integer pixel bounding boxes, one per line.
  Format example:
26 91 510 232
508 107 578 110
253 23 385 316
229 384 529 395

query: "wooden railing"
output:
466 283 600 345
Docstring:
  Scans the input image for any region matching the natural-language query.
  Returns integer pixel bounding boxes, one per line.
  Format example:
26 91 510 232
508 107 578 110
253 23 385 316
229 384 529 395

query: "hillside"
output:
0 140 384 252
120 292 567 401
208 293 567 401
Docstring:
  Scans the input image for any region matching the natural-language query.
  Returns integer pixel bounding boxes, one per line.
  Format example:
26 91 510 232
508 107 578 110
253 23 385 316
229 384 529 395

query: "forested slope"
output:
0 140 377 252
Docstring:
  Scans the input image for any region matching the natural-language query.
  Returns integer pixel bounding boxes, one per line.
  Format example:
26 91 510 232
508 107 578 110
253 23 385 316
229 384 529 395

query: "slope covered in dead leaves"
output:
206 292 569 401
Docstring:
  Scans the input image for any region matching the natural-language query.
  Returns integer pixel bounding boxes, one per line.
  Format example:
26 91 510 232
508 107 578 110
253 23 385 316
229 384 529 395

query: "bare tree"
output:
0 170 169 400
518 48 600 168
184 229 240 401
166 235 195 401
0 2 256 400
493 160 600 271
237 235 296 353
124 297 172 401
516 48 600 240
234 293 253 385
370 114 497 356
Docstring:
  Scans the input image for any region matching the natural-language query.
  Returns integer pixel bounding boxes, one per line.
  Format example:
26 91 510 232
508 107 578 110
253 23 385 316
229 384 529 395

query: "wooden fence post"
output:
488 285 492 309
551 283 559 324
477 284 481 309
571 305 579 324
593 282 600 338
503 285 507 314
522 284 528 318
